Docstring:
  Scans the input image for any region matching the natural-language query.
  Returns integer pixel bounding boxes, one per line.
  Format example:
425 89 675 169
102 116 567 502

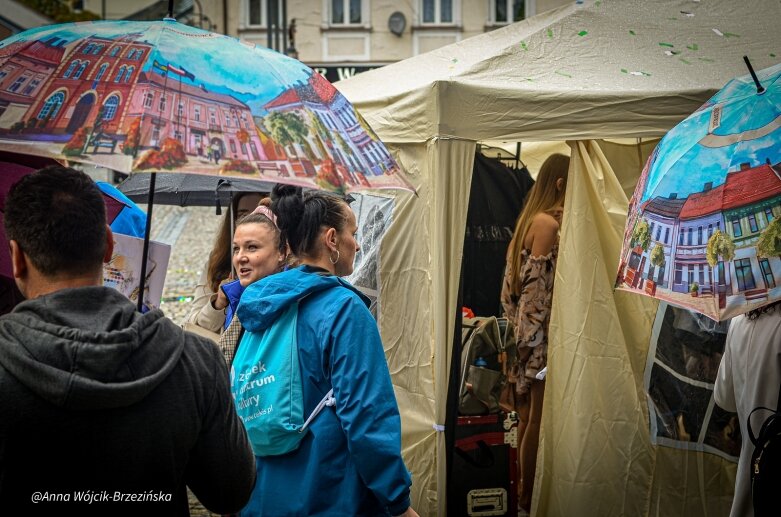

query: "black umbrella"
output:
117 173 275 211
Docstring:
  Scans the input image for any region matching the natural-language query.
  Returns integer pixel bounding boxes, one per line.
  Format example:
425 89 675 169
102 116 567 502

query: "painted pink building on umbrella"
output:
26 34 152 136
123 70 265 161
0 37 65 130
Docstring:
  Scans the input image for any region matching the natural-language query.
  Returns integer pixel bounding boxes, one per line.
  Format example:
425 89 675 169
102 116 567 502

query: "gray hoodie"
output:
0 286 255 516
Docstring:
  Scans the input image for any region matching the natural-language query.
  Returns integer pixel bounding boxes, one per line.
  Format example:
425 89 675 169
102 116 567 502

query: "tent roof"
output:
336 0 781 143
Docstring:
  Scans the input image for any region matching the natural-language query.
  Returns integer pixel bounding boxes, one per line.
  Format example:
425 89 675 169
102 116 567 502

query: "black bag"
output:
747 382 781 517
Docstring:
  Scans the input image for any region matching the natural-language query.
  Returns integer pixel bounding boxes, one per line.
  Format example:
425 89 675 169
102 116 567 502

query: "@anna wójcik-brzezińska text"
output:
30 490 173 504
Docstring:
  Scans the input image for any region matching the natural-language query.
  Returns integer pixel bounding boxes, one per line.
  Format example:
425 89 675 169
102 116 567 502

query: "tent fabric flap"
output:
536 140 737 516
375 139 476 516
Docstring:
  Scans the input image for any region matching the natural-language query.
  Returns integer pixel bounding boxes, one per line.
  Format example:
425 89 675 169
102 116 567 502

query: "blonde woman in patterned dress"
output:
501 153 569 514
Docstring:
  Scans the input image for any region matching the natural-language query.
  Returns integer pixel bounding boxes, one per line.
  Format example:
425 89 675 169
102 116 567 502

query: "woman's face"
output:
333 207 360 277
235 193 263 221
232 222 283 287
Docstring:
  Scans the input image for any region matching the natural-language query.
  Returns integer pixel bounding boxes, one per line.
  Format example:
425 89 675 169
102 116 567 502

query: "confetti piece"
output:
659 42 675 47
629 71 651 76
712 28 724 36
664 50 680 56
687 43 699 50
578 30 588 36
681 11 694 17
547 29 553 39
520 41 528 50
771 53 777 58
595 0 601 5
723 32 740 38
555 71 573 78
629 30 636 36
621 68 628 74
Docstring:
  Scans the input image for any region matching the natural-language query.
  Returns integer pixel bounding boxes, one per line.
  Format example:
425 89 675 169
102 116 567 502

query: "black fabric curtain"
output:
462 152 534 317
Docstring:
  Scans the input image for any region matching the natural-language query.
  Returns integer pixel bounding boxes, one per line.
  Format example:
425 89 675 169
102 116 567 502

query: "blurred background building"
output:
5 0 571 80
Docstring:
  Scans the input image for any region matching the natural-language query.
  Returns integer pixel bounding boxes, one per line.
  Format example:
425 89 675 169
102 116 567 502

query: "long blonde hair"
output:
506 153 570 296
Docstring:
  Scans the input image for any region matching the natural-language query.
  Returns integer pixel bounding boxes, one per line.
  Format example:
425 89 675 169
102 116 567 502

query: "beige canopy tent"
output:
336 0 781 515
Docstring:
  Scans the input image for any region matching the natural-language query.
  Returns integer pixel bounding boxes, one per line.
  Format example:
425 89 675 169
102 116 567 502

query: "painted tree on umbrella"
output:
0 20 413 194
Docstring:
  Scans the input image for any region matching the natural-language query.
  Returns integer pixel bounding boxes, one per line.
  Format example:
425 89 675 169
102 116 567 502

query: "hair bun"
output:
271 184 304 235
271 184 300 201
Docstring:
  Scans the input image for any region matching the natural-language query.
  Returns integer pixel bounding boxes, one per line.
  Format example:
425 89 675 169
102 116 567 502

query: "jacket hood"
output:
237 265 368 333
0 287 185 410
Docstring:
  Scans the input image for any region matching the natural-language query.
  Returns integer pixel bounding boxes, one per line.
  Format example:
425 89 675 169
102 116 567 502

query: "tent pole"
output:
137 172 156 312
444 261 464 514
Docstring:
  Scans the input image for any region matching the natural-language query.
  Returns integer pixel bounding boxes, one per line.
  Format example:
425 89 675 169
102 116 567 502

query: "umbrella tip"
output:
743 55 766 94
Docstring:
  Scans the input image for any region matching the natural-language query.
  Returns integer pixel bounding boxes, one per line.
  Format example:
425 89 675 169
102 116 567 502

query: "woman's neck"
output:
299 255 335 275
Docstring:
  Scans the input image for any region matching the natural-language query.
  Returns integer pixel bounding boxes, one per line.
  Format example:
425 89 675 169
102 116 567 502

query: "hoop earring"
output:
329 249 340 265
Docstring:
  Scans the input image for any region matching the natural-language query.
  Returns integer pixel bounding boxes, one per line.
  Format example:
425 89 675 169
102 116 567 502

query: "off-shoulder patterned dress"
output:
500 244 558 396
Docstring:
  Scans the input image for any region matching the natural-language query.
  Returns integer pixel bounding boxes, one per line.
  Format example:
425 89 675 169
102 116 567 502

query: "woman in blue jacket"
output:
236 185 418 517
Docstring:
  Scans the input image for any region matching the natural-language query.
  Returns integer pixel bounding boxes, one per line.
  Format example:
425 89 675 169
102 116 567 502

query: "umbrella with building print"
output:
616 59 781 322
0 18 413 195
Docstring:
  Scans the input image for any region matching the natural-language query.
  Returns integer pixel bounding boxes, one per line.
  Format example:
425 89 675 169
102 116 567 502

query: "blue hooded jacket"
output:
236 265 412 516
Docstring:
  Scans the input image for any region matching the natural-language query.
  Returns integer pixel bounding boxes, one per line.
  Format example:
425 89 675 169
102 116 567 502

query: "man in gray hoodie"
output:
0 166 255 515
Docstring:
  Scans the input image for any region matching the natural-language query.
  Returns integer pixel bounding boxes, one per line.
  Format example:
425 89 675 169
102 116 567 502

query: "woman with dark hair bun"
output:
235 185 418 517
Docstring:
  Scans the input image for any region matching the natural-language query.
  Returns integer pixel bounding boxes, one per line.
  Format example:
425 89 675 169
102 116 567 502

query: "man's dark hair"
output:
4 165 107 276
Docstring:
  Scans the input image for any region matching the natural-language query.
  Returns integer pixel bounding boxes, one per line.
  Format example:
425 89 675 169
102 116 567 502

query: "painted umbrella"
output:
0 19 413 195
616 60 781 321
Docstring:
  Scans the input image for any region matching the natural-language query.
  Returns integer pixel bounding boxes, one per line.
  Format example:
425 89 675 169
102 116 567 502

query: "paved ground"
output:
149 204 221 327
148 204 223 516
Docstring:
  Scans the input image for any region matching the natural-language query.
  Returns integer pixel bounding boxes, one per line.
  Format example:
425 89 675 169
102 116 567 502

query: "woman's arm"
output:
184 268 226 334
326 295 412 516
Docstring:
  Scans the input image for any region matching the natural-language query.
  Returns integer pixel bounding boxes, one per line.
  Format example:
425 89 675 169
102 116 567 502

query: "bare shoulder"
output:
527 212 560 257
530 212 560 234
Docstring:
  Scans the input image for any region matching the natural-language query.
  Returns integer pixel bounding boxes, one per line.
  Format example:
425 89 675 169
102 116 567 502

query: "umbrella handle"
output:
138 173 156 312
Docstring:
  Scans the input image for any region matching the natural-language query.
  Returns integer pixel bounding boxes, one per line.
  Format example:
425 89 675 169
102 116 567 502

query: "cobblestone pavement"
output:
150 204 221 327
148 204 223 517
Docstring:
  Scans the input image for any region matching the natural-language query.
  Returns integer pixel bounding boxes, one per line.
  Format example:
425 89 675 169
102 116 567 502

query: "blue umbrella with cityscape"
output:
0 18 413 195
616 58 781 321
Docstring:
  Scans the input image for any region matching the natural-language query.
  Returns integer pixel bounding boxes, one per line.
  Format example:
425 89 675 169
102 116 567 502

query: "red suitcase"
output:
450 412 519 517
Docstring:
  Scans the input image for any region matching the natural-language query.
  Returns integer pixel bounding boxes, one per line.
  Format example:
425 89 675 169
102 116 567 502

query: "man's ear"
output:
103 225 114 263
9 240 27 279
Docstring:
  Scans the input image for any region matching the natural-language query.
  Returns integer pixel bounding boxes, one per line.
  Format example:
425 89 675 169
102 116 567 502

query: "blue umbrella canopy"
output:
617 62 781 321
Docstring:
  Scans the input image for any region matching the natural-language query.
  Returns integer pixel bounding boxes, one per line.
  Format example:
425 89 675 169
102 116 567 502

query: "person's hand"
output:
211 277 232 311
394 508 420 517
